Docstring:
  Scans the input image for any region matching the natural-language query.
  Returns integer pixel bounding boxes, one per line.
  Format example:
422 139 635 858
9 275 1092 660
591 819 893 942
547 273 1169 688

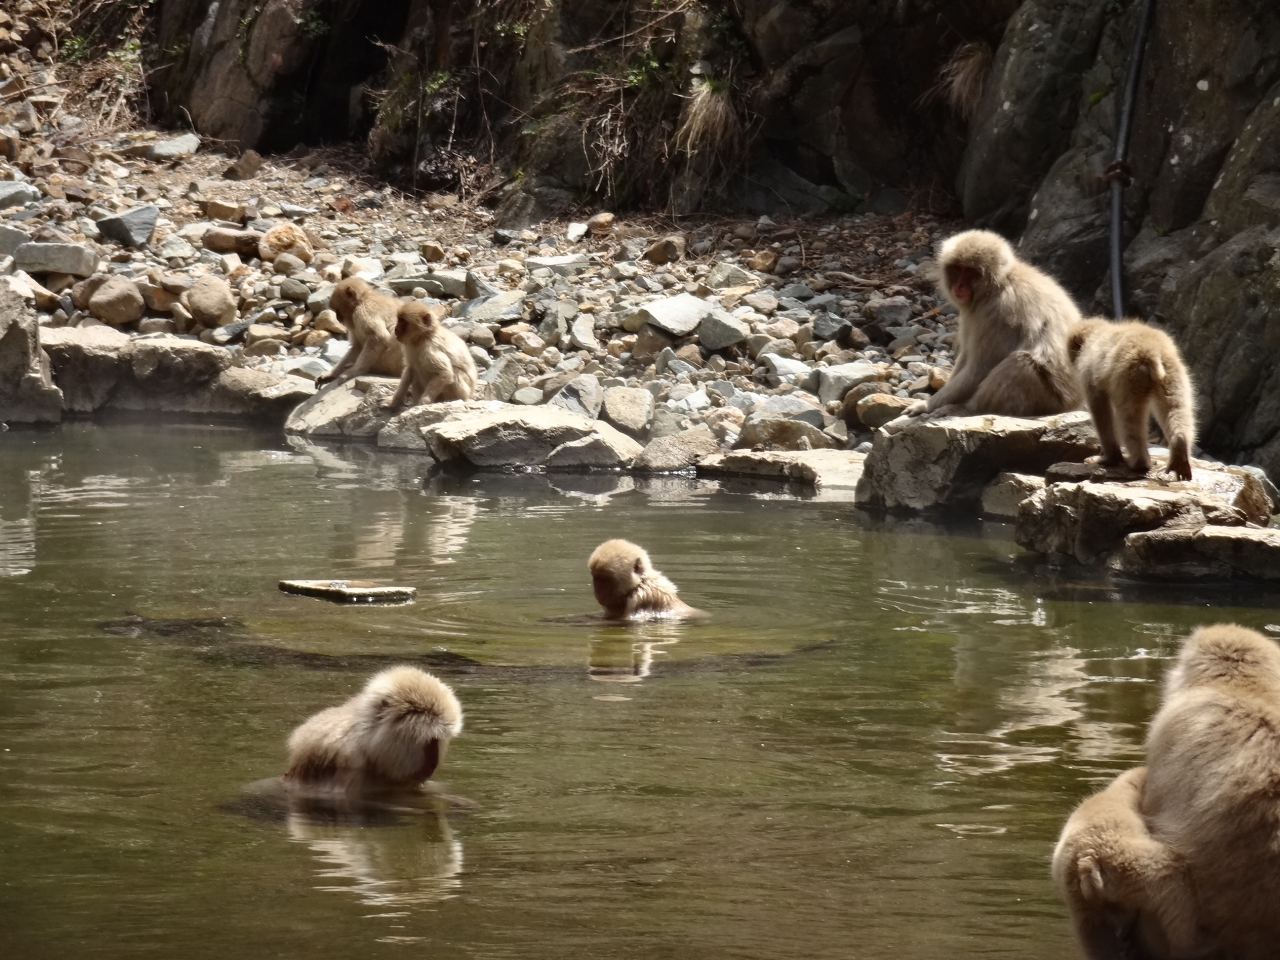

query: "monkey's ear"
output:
633 558 645 575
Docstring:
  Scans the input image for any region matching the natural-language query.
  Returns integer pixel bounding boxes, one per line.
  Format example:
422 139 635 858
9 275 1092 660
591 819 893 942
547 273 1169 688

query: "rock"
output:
479 355 522 401
40 324 130 411
372 402 481 451
243 338 287 357
813 313 852 341
747 395 823 427
748 250 779 272
273 252 306 277
343 256 383 281
157 234 197 260
0 281 62 423
632 324 675 362
738 417 835 451
981 472 1047 519
88 276 145 325
422 405 626 467
698 309 750 350
124 338 231 393
855 412 1100 512
188 275 238 328
638 293 711 336
96 204 158 247
569 314 599 351
601 386 654 437
245 323 286 346
774 256 801 275
643 235 686 264
13 242 96 277
0 223 30 256
565 222 588 243
286 380 389 438
279 278 309 302
634 427 720 472
420 241 446 261
0 181 41 210
548 374 604 419
525 254 590 276
1114 527 1280 582
259 223 313 262
760 353 814 388
202 227 263 257
856 393 913 429
699 449 866 499
223 149 263 180
587 212 616 235
545 429 644 469
863 296 913 327
462 290 524 323
512 386 543 405
706 263 756 289
816 361 878 404
313 308 343 335
147 133 200 160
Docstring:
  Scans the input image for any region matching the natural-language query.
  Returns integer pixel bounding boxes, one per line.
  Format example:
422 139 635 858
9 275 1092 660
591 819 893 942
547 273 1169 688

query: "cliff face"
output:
149 0 1280 475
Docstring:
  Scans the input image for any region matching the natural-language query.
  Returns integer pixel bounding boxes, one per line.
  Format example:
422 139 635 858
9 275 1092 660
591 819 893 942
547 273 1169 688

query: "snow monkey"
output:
588 539 705 622
1068 318 1196 482
381 301 479 413
906 229 1081 418
316 277 405 385
284 666 463 794
1052 767 1203 960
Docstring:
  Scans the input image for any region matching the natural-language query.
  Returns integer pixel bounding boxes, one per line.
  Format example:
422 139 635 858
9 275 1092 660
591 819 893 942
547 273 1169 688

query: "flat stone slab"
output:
637 293 712 336
423 404 637 468
700 449 866 500
279 579 416 604
1113 526 1280 582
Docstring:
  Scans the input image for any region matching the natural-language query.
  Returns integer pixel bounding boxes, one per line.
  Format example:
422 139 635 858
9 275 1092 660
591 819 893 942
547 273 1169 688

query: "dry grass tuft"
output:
674 78 742 161
921 41 993 121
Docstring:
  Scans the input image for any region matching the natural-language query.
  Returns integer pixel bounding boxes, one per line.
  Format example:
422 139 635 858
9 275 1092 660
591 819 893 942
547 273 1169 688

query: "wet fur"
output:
383 301 479 413
588 539 703 622
316 278 405 385
1137 624 1280 960
910 229 1082 418
1052 767 1203 960
284 666 463 794
1069 318 1196 481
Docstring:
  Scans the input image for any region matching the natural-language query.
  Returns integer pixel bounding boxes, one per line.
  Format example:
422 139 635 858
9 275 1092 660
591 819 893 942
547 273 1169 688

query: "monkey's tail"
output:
1130 348 1167 393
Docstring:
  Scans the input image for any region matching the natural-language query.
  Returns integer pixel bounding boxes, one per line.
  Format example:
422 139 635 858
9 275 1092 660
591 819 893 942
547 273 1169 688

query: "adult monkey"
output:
906 230 1082 418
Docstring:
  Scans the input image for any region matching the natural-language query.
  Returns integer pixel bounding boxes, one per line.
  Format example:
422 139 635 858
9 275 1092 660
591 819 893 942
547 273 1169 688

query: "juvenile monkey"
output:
1068 318 1196 481
316 277 405 385
906 229 1081 418
1137 624 1280 960
284 666 463 794
588 539 704 622
1052 767 1203 960
382 301 478 413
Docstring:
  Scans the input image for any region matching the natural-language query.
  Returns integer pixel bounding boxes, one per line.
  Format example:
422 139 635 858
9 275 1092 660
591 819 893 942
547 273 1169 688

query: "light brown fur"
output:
284 666 463 794
588 539 704 622
382 301 479 413
1069 317 1196 481
316 277 405 385
1137 624 1280 960
908 229 1082 418
1052 767 1204 960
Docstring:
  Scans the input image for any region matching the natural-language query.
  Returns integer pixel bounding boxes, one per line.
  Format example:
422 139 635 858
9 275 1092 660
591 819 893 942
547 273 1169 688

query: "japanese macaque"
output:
1068 318 1196 481
588 539 704 622
381 301 478 413
284 666 463 794
1052 767 1202 960
906 229 1081 418
316 278 405 385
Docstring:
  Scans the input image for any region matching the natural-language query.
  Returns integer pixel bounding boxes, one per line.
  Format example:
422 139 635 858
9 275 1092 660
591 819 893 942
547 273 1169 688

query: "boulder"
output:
422 405 629 467
856 393 913 429
0 181 41 209
643 235 686 264
188 275 238 327
96 204 159 247
548 374 604 419
525 254 590 276
40 325 130 411
147 133 200 160
258 223 313 262
87 277 145 325
544 429 644 470
638 293 712 337
375 401 491 451
634 427 720 472
0 223 30 256
202 227 264 256
816 361 878 404
13 242 97 277
124 338 231 393
760 353 815 388
698 310 750 350
601 386 655 438
706 262 756 289
981 472 1046 519
737 417 836 451
1113 527 1280 582
855 411 1099 512
699 449 866 499
0 281 62 423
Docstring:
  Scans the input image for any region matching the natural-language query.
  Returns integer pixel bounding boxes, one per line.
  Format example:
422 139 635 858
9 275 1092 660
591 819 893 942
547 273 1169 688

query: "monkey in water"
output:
284 666 463 795
1052 767 1204 960
316 278 405 385
906 229 1081 419
1068 318 1196 482
588 539 705 622
381 301 479 413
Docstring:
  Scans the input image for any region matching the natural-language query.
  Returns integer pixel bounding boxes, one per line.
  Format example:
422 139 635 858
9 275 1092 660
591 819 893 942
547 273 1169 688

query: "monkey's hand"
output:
380 400 402 414
904 399 930 417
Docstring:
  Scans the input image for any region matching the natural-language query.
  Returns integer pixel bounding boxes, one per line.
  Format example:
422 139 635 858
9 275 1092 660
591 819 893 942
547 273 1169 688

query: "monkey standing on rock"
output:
906 229 1081 418
1068 318 1196 481
316 277 405 386
382 301 478 413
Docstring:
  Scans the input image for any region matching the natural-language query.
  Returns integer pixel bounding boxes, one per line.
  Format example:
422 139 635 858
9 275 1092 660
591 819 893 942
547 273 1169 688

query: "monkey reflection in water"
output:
587 623 686 683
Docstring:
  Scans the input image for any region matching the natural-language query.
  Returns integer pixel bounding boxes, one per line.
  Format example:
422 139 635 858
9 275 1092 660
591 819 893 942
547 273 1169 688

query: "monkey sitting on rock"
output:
284 666 463 796
1068 317 1196 482
907 229 1081 419
588 540 705 622
316 278 405 386
1053 624 1280 960
382 301 478 413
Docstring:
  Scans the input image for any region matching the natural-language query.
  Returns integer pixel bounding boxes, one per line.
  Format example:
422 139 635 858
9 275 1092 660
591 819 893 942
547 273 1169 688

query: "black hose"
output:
1109 0 1157 320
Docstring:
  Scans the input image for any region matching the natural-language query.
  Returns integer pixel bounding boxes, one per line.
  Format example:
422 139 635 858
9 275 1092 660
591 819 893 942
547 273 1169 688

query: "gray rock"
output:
545 430 644 469
548 374 604 419
569 314 598 351
40 324 130 412
0 223 30 257
538 300 576 342
601 386 655 437
512 386 544 405
738 417 836 451
461 290 524 322
748 395 824 428
698 309 750 350
565 222 589 243
0 182 41 210
706 262 756 288
307 284 334 313
760 353 815 388
1114 526 1280 582
812 313 852 341
817 361 879 404
157 234 197 260
777 283 815 300
422 405 618 466
699 449 866 498
863 296 913 327
188 275 238 328
639 293 712 336
147 133 200 160
88 276 145 325
97 204 159 248
0 281 63 422
480 355 522 401
273 252 306 276
526 254 590 276
279 278 310 302
210 318 252 345
634 427 719 472
981 472 1047 519
14 242 97 277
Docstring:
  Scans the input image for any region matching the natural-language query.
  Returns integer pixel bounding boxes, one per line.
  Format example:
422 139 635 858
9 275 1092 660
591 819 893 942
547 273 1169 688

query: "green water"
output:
1 423 1273 959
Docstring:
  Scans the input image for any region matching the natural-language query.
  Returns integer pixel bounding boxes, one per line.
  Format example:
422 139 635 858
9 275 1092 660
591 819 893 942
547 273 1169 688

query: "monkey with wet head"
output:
588 539 705 622
382 301 479 413
316 278 405 386
906 229 1081 418
1068 318 1196 481
284 666 463 796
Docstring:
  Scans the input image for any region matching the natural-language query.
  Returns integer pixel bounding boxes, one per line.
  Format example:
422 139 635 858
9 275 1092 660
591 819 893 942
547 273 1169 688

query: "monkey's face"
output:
591 556 645 607
946 264 982 305
331 280 365 321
